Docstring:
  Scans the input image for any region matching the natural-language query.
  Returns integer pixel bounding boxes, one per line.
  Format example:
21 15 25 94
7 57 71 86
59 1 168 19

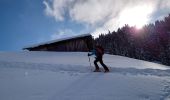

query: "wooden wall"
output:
27 36 93 52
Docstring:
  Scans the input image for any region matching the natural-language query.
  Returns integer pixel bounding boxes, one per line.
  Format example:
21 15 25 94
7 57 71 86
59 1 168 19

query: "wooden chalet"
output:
23 33 93 52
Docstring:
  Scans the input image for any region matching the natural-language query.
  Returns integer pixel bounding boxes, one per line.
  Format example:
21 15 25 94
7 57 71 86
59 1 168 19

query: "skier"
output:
88 45 109 72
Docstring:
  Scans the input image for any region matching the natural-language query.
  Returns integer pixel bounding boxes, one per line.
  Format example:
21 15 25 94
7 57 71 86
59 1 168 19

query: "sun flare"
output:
119 6 154 29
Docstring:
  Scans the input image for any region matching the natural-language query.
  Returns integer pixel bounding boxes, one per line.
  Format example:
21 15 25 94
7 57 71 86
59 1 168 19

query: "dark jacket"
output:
88 46 104 58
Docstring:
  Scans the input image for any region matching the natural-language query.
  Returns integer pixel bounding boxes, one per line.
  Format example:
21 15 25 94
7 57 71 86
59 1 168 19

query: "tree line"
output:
95 14 170 66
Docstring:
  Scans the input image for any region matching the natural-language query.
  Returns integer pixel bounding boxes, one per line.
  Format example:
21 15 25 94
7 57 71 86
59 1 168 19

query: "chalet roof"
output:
23 33 92 49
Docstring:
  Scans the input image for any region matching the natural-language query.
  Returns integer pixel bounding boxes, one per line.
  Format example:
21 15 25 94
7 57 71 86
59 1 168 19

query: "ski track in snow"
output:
160 80 170 100
1 61 170 77
0 52 170 100
0 61 170 100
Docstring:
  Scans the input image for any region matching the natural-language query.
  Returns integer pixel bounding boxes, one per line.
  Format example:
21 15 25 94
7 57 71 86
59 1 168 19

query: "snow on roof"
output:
24 33 91 49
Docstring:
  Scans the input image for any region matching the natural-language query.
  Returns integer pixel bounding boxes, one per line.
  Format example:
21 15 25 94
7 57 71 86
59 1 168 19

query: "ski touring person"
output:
88 45 109 72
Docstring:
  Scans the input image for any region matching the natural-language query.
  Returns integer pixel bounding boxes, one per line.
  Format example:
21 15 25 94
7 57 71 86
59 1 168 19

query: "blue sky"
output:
0 0 170 51
0 0 87 51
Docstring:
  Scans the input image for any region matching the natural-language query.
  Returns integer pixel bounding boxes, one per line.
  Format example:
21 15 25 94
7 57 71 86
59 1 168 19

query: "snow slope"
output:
0 51 170 100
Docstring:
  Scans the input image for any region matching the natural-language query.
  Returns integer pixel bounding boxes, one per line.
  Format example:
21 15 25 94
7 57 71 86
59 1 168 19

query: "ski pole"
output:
88 56 91 67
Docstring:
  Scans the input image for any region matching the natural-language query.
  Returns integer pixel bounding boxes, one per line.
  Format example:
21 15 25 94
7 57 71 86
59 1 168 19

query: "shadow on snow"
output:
0 61 170 77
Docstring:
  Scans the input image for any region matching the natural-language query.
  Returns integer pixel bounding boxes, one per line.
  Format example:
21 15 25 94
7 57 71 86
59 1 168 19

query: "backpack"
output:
96 46 104 56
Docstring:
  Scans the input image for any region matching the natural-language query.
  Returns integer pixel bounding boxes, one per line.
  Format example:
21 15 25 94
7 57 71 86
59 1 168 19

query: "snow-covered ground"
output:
0 51 170 100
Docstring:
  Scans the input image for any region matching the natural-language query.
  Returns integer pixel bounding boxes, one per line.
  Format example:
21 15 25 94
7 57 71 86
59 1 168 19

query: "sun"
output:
118 5 153 29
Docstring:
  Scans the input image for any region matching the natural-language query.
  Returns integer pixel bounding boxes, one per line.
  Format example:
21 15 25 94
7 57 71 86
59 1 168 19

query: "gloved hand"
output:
88 53 90 56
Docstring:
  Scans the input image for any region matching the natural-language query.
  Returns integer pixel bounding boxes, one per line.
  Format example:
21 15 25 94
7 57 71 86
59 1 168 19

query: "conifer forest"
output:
95 14 170 66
